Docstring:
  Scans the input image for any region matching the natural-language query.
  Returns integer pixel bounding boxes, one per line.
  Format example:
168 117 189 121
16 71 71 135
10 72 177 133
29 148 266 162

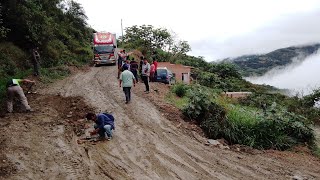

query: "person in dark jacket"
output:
86 112 115 141
139 56 144 81
32 47 41 76
130 58 139 82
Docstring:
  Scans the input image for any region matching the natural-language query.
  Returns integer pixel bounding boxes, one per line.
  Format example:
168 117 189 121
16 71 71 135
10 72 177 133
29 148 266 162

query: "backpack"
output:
102 113 114 121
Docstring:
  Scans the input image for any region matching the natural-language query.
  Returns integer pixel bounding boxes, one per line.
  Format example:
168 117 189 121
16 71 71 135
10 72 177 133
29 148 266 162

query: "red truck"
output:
92 32 117 66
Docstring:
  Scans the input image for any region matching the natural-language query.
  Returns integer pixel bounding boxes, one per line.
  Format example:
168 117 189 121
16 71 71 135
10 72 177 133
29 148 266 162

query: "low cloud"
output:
190 10 320 61
246 52 320 95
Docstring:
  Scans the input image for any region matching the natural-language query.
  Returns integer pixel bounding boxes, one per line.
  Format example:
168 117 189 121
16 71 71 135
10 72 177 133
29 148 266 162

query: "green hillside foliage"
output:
169 84 317 150
225 44 320 76
0 0 93 101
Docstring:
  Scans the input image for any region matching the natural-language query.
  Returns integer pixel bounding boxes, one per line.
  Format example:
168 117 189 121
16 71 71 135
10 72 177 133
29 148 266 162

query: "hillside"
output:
223 43 320 77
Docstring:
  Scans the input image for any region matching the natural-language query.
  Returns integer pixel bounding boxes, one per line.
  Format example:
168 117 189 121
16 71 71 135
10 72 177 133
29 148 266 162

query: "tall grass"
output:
39 66 71 83
165 92 189 109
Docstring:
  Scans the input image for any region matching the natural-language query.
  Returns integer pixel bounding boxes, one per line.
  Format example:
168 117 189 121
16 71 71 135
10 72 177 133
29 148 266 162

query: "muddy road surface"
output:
1 65 320 179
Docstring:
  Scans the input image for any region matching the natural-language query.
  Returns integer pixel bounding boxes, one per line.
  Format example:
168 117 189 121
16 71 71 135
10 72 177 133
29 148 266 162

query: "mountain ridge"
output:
221 43 320 77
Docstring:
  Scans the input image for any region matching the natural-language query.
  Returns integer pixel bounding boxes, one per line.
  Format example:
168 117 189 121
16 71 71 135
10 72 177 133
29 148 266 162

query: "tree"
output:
121 25 174 56
209 63 241 79
172 40 191 55
0 3 10 39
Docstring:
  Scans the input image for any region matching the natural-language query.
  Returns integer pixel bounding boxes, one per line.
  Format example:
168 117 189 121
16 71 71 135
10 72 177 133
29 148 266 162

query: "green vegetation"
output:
38 66 71 83
169 84 316 150
0 0 93 102
313 146 320 158
171 83 189 97
165 92 189 109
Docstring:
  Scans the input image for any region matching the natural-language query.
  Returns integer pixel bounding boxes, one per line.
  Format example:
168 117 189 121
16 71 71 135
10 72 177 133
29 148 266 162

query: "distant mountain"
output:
222 43 320 77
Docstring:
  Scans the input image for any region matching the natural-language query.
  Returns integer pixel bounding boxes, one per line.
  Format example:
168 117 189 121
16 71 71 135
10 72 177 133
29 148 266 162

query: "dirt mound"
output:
0 94 94 179
128 49 143 58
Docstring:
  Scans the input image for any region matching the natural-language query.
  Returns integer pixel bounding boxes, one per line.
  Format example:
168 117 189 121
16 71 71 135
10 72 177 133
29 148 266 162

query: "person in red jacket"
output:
153 59 158 81
150 62 155 82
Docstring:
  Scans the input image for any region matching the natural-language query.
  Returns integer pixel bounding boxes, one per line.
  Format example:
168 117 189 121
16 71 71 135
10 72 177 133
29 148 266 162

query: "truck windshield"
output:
94 46 114 54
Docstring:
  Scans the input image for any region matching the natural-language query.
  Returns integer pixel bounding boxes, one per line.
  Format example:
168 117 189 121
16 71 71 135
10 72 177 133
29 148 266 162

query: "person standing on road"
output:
86 112 115 141
117 50 128 79
32 47 41 76
119 65 136 104
153 59 158 81
6 78 35 113
130 58 139 82
150 62 155 82
121 50 128 61
139 56 144 81
141 58 150 93
121 60 130 72
117 50 123 79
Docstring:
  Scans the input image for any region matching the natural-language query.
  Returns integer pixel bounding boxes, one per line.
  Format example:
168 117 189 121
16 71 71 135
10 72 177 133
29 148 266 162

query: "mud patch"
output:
134 82 205 138
0 93 94 178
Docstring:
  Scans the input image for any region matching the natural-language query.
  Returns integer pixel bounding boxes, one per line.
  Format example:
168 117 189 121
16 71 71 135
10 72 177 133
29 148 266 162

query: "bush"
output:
0 43 28 78
182 85 217 122
172 83 189 97
225 105 313 150
39 66 70 83
73 46 92 64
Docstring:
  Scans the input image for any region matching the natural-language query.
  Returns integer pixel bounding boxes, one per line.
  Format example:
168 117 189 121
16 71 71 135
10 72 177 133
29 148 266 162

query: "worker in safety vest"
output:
6 79 35 113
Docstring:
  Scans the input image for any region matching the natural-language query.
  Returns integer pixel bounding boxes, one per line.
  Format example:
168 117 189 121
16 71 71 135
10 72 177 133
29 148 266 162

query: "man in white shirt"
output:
119 65 136 103
141 58 150 93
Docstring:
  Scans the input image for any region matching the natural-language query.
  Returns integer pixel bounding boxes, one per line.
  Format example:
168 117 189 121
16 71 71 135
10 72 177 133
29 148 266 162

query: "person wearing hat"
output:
6 78 35 113
86 112 115 141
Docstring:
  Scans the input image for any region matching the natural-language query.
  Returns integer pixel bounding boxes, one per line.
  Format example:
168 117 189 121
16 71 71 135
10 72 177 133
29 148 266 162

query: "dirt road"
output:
1 65 320 179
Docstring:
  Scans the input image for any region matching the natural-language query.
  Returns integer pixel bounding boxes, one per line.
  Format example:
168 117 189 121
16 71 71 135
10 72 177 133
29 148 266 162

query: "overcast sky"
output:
75 0 320 61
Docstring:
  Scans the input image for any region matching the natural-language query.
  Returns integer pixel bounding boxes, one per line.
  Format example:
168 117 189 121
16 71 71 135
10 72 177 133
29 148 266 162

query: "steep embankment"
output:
1 65 320 179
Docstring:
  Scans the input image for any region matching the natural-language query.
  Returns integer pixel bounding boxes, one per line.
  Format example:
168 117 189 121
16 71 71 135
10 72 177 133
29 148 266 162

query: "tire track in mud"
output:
42 66 320 179
55 127 85 180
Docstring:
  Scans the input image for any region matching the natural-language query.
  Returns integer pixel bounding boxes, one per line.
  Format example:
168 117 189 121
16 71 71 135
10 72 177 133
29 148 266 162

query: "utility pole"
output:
121 19 124 42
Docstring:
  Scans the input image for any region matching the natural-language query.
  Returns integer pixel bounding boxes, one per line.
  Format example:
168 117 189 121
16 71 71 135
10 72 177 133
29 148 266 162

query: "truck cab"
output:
92 32 117 66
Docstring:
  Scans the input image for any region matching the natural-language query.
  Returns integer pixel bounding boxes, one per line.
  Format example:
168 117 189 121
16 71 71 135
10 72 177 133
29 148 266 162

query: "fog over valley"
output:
246 51 320 95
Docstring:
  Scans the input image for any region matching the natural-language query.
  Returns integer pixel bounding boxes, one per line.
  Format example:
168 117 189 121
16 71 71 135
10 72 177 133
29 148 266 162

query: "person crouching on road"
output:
6 78 35 113
119 64 136 104
86 112 115 141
